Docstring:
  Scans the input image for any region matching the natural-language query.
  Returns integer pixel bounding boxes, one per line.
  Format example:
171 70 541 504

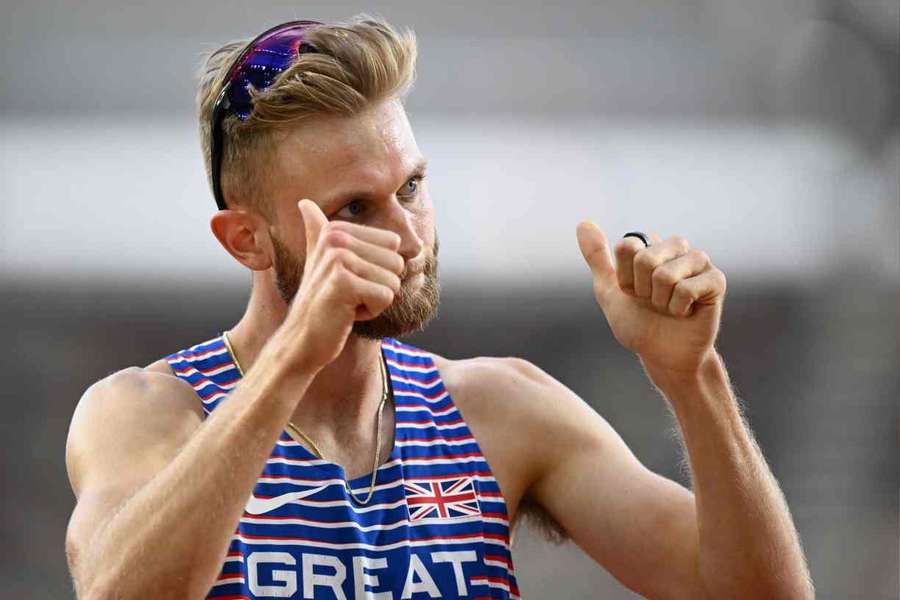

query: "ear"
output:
210 209 273 271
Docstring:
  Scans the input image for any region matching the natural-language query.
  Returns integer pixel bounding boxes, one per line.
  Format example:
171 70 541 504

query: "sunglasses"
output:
209 20 322 210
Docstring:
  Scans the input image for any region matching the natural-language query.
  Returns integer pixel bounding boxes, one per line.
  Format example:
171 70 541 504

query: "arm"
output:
522 224 811 599
647 352 810 599
66 349 317 599
65 200 404 599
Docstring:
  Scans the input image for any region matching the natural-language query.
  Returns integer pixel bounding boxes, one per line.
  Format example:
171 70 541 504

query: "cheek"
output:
412 201 435 246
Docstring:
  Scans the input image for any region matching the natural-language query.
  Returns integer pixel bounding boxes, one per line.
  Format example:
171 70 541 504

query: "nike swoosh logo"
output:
244 485 329 515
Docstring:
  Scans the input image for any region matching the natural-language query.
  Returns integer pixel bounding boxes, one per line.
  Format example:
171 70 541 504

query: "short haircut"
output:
196 15 417 215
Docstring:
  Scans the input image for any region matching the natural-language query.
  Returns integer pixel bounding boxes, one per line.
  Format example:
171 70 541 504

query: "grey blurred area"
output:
1 1 897 599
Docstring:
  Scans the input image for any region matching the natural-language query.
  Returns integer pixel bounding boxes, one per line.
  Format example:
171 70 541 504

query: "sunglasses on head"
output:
209 20 322 210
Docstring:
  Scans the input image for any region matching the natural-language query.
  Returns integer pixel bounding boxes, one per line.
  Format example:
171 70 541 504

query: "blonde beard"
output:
272 233 440 340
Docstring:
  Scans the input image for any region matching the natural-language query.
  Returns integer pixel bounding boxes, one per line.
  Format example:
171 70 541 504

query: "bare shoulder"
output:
66 363 203 498
431 353 600 514
431 352 622 475
432 353 579 422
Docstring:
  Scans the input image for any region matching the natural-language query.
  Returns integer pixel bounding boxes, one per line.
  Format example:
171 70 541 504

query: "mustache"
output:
401 248 438 280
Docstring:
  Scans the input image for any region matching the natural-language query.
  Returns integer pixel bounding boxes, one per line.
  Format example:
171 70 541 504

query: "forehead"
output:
270 101 422 203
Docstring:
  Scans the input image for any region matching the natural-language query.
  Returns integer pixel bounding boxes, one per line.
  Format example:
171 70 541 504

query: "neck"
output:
226 274 388 440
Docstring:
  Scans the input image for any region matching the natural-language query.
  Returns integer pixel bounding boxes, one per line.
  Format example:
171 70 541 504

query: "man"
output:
64 16 813 600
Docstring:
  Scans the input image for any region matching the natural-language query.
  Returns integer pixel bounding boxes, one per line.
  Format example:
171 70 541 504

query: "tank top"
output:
166 335 520 599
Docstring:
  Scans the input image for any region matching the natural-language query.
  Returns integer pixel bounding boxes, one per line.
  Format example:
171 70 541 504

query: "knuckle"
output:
670 236 690 252
391 255 404 274
715 268 728 290
634 251 658 270
614 240 632 255
384 273 400 293
691 249 710 265
652 266 677 286
327 247 352 266
322 229 348 248
673 279 693 299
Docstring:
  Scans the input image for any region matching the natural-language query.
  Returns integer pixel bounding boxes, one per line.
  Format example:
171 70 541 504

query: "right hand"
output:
277 199 404 372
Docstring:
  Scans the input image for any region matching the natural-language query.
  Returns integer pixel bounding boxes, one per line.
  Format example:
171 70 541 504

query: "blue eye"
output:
336 200 365 219
400 177 419 197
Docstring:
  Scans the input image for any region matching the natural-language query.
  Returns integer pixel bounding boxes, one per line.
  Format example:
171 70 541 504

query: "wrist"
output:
642 350 728 399
261 328 323 382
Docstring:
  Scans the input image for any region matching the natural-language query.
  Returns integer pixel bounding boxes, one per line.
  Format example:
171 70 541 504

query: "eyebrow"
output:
327 158 428 206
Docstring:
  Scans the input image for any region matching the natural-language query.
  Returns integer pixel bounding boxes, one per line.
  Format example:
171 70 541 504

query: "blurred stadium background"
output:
1 1 897 598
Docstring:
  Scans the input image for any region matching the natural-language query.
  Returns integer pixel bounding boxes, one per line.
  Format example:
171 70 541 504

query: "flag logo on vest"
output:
404 477 481 521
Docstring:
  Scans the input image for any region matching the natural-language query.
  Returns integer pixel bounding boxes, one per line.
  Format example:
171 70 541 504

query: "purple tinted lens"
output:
226 20 321 120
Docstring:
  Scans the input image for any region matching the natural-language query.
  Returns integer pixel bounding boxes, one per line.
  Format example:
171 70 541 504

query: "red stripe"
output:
396 416 464 426
399 432 474 443
394 387 448 401
481 511 509 520
484 553 512 568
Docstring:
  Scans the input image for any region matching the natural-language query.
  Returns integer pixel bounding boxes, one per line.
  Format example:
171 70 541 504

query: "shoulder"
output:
432 353 577 422
66 364 203 498
432 352 621 471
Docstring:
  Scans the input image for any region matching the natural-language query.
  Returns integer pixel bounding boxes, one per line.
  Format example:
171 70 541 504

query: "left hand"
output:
576 221 727 374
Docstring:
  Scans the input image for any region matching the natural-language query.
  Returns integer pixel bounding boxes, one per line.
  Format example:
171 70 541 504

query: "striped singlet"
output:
166 335 519 599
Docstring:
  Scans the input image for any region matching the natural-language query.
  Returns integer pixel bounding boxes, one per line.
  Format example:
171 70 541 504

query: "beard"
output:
272 232 440 340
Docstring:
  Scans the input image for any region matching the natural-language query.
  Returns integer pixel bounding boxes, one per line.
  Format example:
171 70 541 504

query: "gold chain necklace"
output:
221 330 388 505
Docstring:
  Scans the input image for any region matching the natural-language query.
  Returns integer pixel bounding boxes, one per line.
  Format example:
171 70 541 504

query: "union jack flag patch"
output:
404 477 481 522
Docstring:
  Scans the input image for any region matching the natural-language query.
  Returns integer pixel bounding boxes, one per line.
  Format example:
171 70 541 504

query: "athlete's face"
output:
265 100 439 339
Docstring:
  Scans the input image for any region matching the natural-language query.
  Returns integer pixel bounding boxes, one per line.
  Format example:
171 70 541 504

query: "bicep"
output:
64 369 202 577
526 378 703 599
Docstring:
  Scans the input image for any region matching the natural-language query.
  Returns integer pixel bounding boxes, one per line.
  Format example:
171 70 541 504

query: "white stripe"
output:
471 577 512 592
182 345 229 361
395 437 476 448
395 403 458 417
198 390 228 404
234 532 509 552
396 421 468 431
266 456 403 471
382 343 433 358
484 558 511 569
171 361 236 379
399 455 487 467
256 472 501 495
222 555 244 564
384 358 437 374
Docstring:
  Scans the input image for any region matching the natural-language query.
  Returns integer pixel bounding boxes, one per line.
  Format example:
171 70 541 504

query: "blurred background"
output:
1 1 897 598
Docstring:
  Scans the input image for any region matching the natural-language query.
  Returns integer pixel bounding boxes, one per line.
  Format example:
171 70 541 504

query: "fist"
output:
280 200 404 371
577 222 727 374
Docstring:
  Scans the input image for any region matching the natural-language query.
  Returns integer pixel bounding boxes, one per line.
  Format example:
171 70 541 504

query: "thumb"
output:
576 220 617 293
298 199 328 257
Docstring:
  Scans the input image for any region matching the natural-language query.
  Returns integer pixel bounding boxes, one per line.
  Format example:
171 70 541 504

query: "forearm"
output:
81 338 314 599
646 353 813 600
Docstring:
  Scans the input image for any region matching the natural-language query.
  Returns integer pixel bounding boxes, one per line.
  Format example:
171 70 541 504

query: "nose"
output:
384 201 423 263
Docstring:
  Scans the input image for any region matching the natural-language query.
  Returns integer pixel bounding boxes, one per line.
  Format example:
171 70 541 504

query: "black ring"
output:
624 231 650 248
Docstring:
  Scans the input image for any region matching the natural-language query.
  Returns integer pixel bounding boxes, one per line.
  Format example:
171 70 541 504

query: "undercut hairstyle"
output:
196 15 417 215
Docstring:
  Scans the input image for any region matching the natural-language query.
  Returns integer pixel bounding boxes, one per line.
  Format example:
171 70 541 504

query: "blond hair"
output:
196 16 417 214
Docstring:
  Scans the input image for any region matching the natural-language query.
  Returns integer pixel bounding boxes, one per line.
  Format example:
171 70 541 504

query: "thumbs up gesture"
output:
278 200 405 372
576 221 727 375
